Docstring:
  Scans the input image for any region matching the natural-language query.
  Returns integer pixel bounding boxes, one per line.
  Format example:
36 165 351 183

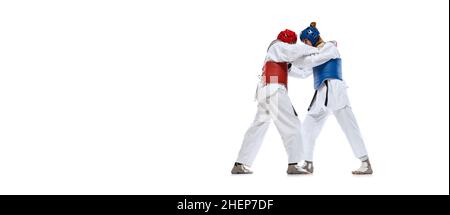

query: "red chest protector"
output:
263 61 288 88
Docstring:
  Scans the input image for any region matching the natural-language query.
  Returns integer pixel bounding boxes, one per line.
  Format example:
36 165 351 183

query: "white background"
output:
0 0 448 194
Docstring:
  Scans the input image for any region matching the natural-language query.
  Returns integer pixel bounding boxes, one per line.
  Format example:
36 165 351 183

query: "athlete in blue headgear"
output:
231 28 342 175
293 22 373 175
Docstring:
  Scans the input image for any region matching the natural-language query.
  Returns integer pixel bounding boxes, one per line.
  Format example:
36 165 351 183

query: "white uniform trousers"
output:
302 79 368 161
236 86 303 166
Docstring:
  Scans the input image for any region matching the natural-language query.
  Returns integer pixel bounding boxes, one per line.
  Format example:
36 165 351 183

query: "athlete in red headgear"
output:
231 29 338 174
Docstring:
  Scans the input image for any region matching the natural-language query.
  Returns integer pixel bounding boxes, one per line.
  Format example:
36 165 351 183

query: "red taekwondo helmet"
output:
277 29 297 44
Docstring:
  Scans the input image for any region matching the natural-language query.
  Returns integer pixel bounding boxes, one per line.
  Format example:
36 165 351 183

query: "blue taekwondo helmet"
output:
300 22 320 46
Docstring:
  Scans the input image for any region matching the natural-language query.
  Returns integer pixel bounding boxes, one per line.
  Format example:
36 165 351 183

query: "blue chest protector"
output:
313 58 343 90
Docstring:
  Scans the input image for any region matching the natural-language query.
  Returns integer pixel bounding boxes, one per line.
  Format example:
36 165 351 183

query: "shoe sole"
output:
352 171 373 175
231 171 253 174
287 172 311 175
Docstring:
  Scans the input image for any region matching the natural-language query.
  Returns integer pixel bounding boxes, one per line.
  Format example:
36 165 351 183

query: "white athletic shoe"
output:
287 164 311 174
352 160 373 175
231 163 253 174
301 161 314 174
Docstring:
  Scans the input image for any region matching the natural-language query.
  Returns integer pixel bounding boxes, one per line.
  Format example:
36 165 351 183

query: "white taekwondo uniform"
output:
292 42 369 161
235 41 336 166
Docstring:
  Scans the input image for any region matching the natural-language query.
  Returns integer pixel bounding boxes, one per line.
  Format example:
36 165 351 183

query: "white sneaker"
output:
287 164 311 174
231 163 253 174
301 161 314 174
352 160 373 175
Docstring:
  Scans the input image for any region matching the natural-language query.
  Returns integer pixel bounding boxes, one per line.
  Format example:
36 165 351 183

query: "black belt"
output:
307 80 329 111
